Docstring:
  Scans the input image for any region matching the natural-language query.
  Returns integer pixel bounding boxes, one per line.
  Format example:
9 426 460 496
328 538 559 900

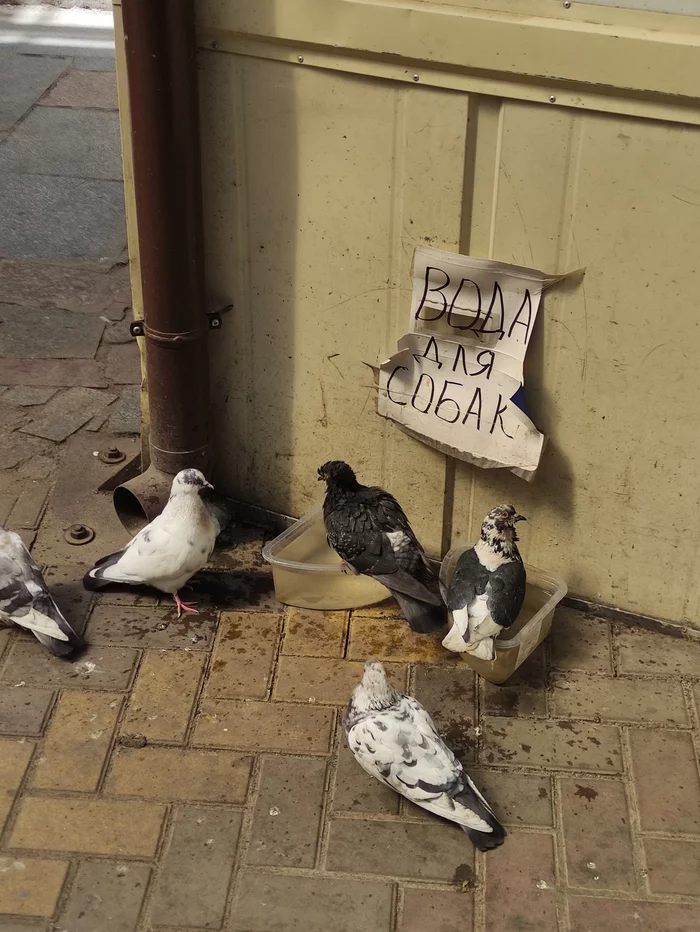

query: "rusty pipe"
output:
115 0 210 530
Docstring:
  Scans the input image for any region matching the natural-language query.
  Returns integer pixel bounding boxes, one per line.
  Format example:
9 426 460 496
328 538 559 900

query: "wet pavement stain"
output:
453 862 474 889
188 570 278 609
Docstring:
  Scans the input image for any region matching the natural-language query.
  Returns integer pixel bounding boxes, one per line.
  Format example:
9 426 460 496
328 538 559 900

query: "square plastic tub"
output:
440 543 567 684
262 509 391 610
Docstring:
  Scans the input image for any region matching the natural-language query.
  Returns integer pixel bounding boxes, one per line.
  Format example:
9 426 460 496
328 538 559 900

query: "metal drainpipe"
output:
114 0 211 534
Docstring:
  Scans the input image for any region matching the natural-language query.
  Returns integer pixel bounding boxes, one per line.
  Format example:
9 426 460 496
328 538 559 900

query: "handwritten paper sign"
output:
377 246 580 479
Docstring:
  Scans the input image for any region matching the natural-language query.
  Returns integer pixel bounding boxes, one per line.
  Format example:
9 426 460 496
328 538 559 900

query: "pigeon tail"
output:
462 636 497 661
33 628 83 657
456 780 506 851
442 626 469 654
18 603 83 657
390 591 446 633
442 606 471 654
83 549 128 590
83 569 111 590
464 820 506 852
371 568 442 606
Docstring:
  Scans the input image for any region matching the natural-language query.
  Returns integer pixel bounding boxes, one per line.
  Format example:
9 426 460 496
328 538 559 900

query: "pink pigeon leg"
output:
173 592 199 617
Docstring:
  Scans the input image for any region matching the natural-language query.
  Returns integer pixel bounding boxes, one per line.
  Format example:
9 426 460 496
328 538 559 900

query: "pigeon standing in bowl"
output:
441 504 526 661
318 460 445 633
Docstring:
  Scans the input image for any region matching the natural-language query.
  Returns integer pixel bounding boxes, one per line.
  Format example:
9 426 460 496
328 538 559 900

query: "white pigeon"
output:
83 468 217 616
441 504 527 661
344 660 505 851
0 526 83 655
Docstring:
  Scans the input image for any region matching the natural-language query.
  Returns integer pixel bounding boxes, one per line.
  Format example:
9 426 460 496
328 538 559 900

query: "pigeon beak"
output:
204 481 214 490
514 514 526 523
317 474 326 482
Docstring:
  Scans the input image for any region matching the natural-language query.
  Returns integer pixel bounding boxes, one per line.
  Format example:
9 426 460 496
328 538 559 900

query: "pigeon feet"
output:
173 593 199 618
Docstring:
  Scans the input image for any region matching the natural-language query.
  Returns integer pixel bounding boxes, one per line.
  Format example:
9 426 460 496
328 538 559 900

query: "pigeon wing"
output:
346 529 441 606
347 696 495 832
325 497 407 578
111 520 169 580
486 559 526 629
368 488 418 539
445 547 486 612
345 490 438 595
97 515 191 587
325 498 385 569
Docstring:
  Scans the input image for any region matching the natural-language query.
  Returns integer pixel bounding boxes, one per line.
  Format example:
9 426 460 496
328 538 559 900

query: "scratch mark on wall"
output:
673 193 700 208
321 286 389 314
319 383 328 428
326 353 344 380
502 164 533 265
640 342 670 365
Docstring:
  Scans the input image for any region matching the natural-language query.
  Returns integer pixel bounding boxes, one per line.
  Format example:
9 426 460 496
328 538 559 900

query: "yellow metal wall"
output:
116 1 700 624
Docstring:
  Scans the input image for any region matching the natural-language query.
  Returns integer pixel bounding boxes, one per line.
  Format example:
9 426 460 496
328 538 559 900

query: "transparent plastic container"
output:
262 509 391 610
440 543 567 684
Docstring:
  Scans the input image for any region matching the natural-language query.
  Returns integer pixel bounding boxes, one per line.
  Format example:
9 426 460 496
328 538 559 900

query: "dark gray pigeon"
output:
345 661 505 851
441 504 526 660
83 468 217 617
0 526 83 656
318 460 445 633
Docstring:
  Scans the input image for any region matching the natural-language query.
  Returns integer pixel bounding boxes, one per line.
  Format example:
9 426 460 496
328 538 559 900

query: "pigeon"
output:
0 526 83 656
441 504 526 661
345 660 505 851
318 460 445 633
83 468 217 617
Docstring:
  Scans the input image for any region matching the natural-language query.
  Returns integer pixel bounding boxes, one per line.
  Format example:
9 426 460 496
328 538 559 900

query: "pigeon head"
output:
351 660 401 714
171 469 214 494
317 460 359 490
481 504 526 544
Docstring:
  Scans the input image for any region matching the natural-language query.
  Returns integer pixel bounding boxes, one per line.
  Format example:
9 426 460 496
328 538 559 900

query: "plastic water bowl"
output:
262 509 391 610
440 543 567 684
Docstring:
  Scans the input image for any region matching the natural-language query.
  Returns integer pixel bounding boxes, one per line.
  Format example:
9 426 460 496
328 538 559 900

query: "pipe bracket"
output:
208 303 232 331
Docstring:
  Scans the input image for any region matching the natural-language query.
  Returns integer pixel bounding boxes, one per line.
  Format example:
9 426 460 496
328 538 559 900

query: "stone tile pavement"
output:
0 40 139 479
1 525 700 931
2 19 700 932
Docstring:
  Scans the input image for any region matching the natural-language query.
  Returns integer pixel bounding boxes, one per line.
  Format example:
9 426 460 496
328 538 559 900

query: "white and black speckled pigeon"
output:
441 504 526 661
345 661 505 851
84 468 217 617
318 460 445 633
0 526 83 656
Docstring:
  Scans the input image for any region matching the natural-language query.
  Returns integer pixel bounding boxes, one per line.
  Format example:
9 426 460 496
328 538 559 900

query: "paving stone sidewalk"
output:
1 541 700 932
0 41 139 485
